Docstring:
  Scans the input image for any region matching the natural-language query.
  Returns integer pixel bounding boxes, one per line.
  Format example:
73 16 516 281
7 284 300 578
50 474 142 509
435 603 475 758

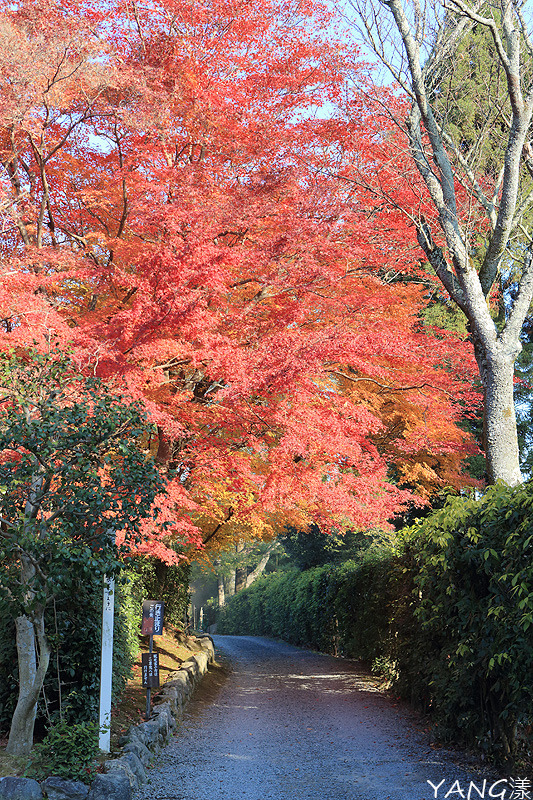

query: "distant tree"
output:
197 540 280 606
279 525 375 570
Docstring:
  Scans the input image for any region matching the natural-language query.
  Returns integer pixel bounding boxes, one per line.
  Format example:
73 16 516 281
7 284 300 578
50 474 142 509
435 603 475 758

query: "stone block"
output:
0 777 43 800
194 652 209 675
104 752 145 790
181 660 199 679
41 777 89 800
122 739 152 768
86 774 131 800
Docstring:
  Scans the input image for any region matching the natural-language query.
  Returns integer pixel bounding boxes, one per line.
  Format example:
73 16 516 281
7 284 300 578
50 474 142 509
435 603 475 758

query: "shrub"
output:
126 556 190 627
40 570 141 728
405 483 533 762
0 567 144 736
25 720 99 784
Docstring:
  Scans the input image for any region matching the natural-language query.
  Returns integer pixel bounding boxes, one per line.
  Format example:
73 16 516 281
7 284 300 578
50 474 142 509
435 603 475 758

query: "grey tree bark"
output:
349 0 533 485
5 463 52 755
245 543 278 588
7 613 51 756
225 568 236 598
6 553 51 756
217 573 226 607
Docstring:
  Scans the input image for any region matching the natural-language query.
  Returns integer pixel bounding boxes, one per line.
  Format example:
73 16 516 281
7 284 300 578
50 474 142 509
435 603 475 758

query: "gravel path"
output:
133 635 498 800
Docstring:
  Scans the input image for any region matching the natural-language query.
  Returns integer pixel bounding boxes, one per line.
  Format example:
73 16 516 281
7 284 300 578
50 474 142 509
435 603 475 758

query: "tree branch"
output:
325 369 454 398
202 508 234 546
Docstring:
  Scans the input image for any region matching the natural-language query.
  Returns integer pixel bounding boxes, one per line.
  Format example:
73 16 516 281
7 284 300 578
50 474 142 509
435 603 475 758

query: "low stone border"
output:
0 634 215 800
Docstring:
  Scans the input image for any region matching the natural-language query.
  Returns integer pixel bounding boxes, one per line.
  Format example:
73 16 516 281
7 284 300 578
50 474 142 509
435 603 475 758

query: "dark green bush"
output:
26 720 99 784
333 548 408 666
279 525 370 569
404 483 533 762
0 566 147 736
0 598 18 732
39 570 140 728
126 556 190 626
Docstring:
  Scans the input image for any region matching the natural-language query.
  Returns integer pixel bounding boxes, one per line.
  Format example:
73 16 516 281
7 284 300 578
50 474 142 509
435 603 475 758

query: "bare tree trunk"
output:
235 566 247 594
226 569 236 598
234 540 248 593
245 544 277 588
7 609 50 756
7 470 52 756
217 573 226 607
481 347 523 485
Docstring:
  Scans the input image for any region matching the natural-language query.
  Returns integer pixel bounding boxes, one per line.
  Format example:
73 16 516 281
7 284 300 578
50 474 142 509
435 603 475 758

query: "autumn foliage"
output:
0 0 480 560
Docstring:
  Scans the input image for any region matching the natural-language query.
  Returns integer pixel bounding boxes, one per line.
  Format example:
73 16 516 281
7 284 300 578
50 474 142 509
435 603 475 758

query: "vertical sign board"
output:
141 600 164 719
141 652 160 687
141 600 164 635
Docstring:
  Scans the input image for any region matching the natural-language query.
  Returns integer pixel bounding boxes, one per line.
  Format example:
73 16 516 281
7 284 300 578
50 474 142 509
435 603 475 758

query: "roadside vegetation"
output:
0 557 190 781
218 484 533 769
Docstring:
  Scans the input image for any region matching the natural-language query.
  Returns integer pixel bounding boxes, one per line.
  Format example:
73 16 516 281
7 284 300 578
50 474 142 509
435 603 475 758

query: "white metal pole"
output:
99 575 115 752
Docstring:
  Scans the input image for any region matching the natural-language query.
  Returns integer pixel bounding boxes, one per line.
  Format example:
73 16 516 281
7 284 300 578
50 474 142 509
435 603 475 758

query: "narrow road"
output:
134 636 492 800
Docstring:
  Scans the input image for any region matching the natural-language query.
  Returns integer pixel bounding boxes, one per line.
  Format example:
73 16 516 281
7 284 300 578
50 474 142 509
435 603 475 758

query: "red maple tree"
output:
0 0 480 558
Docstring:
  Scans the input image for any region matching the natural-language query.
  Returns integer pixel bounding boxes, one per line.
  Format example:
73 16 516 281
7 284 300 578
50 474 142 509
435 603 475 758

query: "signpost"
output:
141 600 164 636
141 600 164 718
99 575 115 752
141 651 160 687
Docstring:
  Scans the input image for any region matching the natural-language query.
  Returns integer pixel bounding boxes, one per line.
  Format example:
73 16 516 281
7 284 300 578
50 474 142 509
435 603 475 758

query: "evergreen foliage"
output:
0 350 170 750
126 556 190 627
279 526 375 570
26 719 99 784
0 569 141 733
405 485 533 763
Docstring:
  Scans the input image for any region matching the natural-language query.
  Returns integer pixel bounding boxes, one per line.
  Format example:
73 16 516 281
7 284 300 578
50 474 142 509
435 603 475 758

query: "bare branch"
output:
325 369 455 398
202 508 234 545
502 246 533 351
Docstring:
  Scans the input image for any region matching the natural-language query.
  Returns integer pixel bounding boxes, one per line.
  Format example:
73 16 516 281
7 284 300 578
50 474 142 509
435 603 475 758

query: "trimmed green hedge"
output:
219 482 533 764
405 484 533 763
218 544 408 668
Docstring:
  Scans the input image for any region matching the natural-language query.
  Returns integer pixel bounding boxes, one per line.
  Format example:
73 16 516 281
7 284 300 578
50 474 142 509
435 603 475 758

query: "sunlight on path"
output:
133 636 496 800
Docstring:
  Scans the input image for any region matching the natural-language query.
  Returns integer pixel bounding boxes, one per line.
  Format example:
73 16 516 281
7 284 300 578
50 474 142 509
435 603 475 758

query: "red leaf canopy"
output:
0 0 479 559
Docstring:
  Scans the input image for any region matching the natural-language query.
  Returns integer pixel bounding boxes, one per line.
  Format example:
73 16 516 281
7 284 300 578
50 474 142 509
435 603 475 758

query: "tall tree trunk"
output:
234 541 247 593
6 608 50 756
482 348 522 485
217 573 225 607
154 559 168 597
226 569 236 598
7 475 51 757
245 544 277 588
235 566 247 594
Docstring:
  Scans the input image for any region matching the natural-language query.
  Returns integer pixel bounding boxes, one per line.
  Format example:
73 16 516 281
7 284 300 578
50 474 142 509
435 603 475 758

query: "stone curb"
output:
0 634 215 800
101 634 215 798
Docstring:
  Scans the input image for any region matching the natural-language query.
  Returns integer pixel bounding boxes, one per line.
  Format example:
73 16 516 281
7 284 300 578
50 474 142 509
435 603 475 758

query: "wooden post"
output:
99 575 114 752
